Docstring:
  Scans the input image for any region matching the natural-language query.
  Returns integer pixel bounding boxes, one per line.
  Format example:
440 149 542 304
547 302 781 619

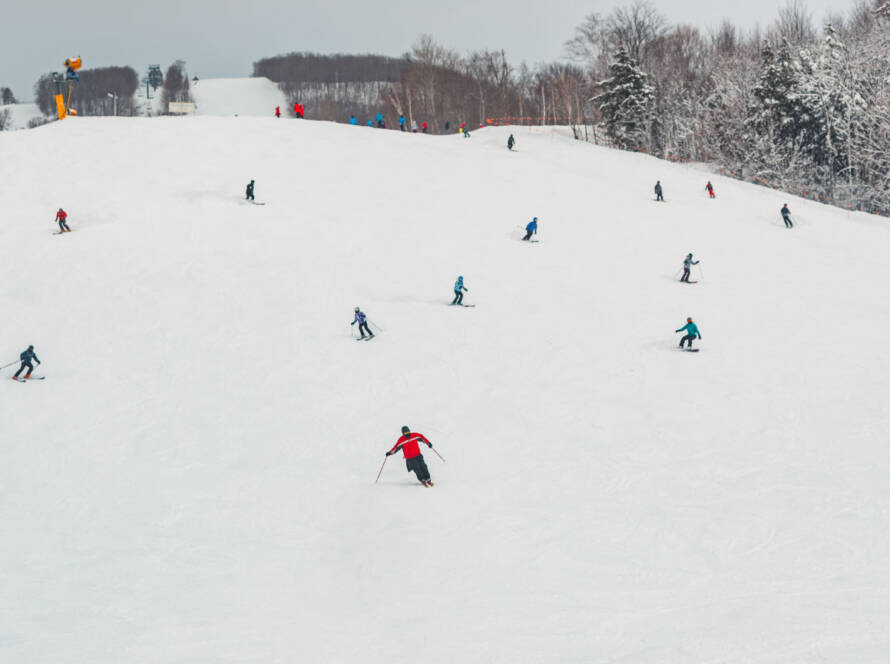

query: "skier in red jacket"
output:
275 106 280 118
386 425 434 486
55 208 71 233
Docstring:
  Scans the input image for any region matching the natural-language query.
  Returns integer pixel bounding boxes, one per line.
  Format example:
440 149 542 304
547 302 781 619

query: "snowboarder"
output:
523 217 538 241
655 181 664 201
351 307 373 339
781 204 793 228
398 114 406 131
386 425 434 486
507 134 515 151
245 180 255 201
705 181 715 198
680 253 699 282
349 115 357 125
275 106 280 118
376 112 385 128
452 276 468 305
675 317 701 349
12 345 40 380
421 121 428 133
55 208 71 233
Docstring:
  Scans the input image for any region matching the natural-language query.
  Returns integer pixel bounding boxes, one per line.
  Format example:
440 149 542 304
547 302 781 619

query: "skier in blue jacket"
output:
398 114 406 131
675 318 701 349
351 307 373 339
349 115 357 125
13 345 40 380
376 112 385 128
452 276 468 305
523 217 538 241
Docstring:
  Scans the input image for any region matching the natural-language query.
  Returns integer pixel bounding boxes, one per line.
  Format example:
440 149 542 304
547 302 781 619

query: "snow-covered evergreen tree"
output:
593 47 654 148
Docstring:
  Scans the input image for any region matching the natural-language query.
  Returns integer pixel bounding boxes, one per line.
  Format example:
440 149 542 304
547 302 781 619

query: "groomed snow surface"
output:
1 118 889 664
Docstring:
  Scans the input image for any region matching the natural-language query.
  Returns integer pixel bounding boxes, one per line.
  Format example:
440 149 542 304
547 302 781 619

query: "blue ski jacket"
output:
526 220 537 233
683 256 699 269
349 116 358 125
676 322 700 337
454 277 466 293
399 115 406 126
20 348 39 363
352 311 366 325
375 112 384 123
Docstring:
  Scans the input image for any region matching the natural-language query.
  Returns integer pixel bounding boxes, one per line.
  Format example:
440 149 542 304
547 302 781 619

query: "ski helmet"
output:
401 425 410 434
28 345 34 349
687 253 693 257
533 216 538 221
687 317 693 322
354 307 359 311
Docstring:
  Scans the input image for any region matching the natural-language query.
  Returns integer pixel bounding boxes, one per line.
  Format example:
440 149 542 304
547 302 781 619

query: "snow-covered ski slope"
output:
191 77 287 116
1 118 889 664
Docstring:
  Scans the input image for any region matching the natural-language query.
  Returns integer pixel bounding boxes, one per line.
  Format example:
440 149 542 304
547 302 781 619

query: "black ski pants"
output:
679 334 696 348
522 230 533 241
14 361 33 378
358 322 372 337
452 290 464 305
681 268 690 282
406 455 431 483
58 220 70 231
783 214 793 228
656 192 664 201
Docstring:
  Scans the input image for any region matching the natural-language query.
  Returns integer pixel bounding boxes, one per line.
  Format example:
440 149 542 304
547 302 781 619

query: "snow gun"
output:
53 56 82 120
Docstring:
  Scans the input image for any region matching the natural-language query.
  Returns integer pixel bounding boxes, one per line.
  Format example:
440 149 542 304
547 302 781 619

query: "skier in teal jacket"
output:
452 276 468 305
675 318 701 349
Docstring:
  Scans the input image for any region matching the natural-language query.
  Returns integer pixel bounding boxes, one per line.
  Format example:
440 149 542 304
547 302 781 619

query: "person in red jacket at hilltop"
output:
275 106 280 118
55 208 71 233
421 120 428 133
387 425 434 487
705 180 715 198
294 103 305 118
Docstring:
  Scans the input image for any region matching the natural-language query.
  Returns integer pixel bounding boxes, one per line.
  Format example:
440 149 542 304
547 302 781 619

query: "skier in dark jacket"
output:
655 181 664 201
386 425 434 486
681 253 699 282
523 217 538 241
781 204 793 228
452 276 468 305
246 180 255 201
351 307 373 339
55 208 71 232
13 345 40 380
675 318 701 349
507 134 515 150
705 181 715 198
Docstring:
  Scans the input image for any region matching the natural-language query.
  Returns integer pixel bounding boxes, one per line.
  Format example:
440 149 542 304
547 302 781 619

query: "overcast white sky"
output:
1 0 862 101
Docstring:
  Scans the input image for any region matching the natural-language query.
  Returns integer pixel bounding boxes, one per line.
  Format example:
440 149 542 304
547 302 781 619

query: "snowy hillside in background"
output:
0 102 43 130
1 118 889 664
191 77 286 116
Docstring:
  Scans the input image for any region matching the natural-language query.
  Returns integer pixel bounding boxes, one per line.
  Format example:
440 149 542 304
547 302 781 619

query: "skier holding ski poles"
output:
655 181 664 201
386 425 435 487
675 318 701 350
681 253 699 283
452 276 468 305
351 307 374 339
12 345 40 380
246 180 255 202
705 181 715 198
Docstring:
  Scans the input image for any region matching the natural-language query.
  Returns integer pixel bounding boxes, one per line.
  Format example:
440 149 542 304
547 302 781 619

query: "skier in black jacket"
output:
507 134 515 151
655 181 664 201
246 180 255 201
781 204 793 228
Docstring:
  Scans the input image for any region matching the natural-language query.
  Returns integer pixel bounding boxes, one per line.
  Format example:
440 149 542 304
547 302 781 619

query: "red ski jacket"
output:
56 210 67 221
389 433 430 460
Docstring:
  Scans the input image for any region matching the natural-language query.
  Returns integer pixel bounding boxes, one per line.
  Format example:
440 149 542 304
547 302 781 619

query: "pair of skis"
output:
12 376 46 381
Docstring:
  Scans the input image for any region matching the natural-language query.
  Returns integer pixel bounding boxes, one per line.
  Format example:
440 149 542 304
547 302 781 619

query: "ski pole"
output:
368 319 385 333
375 455 389 483
697 264 705 281
429 446 446 463
0 359 20 370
